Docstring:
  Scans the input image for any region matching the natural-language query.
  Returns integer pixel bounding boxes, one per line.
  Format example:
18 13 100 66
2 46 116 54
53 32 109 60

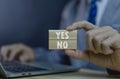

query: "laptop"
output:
0 61 79 78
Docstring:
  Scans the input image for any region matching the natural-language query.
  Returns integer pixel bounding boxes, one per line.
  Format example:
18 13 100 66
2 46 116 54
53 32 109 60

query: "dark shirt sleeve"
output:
34 47 70 65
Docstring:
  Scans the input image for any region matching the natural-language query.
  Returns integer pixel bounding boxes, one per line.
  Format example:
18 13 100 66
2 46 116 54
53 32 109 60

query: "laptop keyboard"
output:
0 61 47 73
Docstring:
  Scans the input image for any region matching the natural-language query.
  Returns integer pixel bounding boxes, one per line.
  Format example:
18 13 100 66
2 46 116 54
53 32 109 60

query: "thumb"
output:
65 50 110 68
65 50 89 61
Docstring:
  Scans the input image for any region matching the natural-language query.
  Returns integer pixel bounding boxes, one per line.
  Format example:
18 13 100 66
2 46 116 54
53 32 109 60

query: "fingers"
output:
0 44 35 63
65 50 89 61
66 21 119 55
8 48 23 61
1 44 22 61
86 26 113 53
19 47 35 63
92 29 118 54
102 34 120 53
87 26 120 55
20 54 29 63
1 46 11 61
101 34 119 55
67 21 96 31
19 52 35 63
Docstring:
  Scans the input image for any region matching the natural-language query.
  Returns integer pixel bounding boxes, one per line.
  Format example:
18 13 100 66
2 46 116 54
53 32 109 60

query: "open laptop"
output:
0 61 79 78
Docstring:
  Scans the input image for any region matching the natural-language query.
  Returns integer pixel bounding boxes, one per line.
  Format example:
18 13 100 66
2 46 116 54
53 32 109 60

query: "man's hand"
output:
0 44 35 63
66 21 120 71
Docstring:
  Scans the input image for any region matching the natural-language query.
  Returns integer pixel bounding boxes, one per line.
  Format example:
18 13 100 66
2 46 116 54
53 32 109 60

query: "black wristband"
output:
107 69 120 76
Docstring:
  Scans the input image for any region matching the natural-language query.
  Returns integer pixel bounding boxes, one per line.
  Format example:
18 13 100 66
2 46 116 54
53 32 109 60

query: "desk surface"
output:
8 69 118 79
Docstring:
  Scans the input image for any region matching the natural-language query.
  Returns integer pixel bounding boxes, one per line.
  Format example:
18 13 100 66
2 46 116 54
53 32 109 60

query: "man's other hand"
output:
66 21 120 72
0 44 35 63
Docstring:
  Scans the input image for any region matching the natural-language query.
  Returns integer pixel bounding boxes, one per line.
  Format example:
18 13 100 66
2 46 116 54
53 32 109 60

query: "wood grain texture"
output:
49 30 77 49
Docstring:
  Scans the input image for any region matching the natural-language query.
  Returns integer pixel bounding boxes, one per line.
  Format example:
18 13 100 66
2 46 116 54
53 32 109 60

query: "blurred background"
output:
0 0 69 48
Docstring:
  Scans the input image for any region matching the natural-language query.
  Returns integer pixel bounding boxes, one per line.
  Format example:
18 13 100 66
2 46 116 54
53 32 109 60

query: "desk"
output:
10 69 118 79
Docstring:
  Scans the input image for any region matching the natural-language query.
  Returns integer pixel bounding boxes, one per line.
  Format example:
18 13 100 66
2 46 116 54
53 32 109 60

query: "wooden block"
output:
49 30 77 39
49 40 77 49
49 30 77 50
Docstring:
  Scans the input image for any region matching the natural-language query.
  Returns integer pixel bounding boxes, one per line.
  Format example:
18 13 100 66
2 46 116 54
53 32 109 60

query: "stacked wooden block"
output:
49 30 77 50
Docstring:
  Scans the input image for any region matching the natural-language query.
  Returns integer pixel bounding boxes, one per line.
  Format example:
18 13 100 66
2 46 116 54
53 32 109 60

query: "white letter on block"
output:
57 41 68 49
65 32 69 39
57 41 62 49
56 32 60 39
63 41 68 49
